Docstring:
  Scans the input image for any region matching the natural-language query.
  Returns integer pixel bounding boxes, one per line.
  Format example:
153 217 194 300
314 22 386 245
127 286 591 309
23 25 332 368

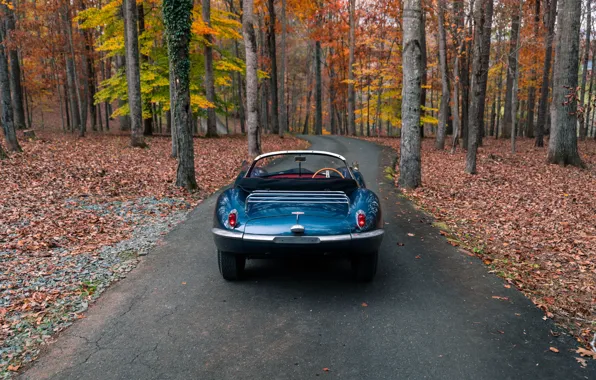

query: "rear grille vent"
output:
246 190 350 211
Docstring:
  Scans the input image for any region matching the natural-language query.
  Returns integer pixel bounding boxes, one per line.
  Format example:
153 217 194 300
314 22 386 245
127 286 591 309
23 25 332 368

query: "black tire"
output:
352 252 378 282
218 250 246 281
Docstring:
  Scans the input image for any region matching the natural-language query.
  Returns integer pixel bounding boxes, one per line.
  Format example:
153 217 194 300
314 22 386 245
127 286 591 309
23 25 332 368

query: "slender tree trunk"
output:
511 0 522 152
466 0 494 174
243 0 261 156
436 0 450 150
329 51 337 135
164 0 197 189
547 0 585 167
502 9 521 138
536 0 558 147
138 3 153 136
5 2 25 130
526 0 541 139
314 40 322 135
203 0 217 137
399 0 423 189
267 0 279 134
63 3 85 137
124 0 146 147
347 0 356 135
461 14 472 146
420 10 427 138
233 41 245 134
586 44 595 139
169 59 177 157
579 0 592 140
279 0 288 135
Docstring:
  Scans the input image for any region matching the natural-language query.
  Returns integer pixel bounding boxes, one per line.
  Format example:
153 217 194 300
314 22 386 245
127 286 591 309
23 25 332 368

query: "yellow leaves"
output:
191 94 216 110
215 76 232 87
214 60 244 73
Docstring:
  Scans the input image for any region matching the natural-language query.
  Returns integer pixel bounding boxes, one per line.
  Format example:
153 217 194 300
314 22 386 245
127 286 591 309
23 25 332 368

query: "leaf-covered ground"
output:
365 137 596 349
0 132 308 376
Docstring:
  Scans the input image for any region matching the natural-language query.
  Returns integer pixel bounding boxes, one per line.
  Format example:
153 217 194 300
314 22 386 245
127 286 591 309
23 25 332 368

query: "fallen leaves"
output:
576 347 596 359
549 347 559 353
364 137 596 348
492 296 509 301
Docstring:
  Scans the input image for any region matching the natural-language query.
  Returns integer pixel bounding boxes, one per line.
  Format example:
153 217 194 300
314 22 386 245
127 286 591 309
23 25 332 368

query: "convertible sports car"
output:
212 150 384 281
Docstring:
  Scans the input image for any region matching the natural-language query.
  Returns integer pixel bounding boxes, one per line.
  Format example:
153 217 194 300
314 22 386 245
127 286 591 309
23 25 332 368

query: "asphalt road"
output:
22 136 592 380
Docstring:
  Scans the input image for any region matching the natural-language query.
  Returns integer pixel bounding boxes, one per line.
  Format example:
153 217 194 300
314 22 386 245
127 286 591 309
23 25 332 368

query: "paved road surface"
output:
22 136 592 379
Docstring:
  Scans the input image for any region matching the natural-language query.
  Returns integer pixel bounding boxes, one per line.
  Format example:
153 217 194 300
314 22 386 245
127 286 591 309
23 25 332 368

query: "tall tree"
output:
502 5 521 138
203 0 218 137
267 0 279 134
4 1 25 130
535 0 558 147
164 0 198 189
243 0 261 156
279 0 288 136
579 0 592 140
466 0 494 174
347 0 356 135
314 40 322 135
435 0 450 150
547 0 585 167
0 21 21 152
399 0 423 189
63 3 82 136
123 0 146 147
525 0 541 138
138 3 153 136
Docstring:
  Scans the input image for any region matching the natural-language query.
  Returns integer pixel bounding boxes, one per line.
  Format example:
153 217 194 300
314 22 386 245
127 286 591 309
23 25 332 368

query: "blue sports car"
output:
212 150 384 281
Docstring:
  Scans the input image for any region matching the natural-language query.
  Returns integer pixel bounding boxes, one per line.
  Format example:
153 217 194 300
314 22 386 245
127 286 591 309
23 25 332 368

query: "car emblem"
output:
291 212 305 234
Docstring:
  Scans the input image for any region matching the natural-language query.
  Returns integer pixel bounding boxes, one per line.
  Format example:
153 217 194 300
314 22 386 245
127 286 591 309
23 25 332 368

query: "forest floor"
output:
0 131 308 376
364 136 596 350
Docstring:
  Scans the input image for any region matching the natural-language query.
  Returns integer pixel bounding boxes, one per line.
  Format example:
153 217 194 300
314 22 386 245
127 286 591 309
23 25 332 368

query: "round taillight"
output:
228 210 237 228
357 211 366 228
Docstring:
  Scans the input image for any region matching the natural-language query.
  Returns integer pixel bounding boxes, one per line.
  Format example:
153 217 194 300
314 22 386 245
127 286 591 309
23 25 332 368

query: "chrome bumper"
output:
212 228 384 242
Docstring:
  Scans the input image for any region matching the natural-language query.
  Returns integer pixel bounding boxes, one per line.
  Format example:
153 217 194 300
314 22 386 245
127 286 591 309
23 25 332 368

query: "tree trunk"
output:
267 0 279 134
5 1 25 130
586 44 595 139
279 0 288 135
124 0 146 147
329 50 337 135
536 0 558 147
347 0 356 135
314 40 323 135
138 3 153 136
420 10 427 138
461 14 472 147
466 0 494 174
0 25 21 152
169 59 177 158
526 0 541 139
399 0 423 189
547 0 585 167
579 0 592 140
202 0 217 137
511 0 522 152
502 8 521 139
436 0 450 150
164 0 197 189
243 0 261 156
233 41 245 134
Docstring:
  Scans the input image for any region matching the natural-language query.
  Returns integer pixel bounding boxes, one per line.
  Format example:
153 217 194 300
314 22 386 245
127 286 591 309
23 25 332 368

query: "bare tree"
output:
347 0 356 135
579 0 592 140
399 0 423 189
267 0 279 134
536 0 558 147
203 0 218 137
502 4 521 138
0 20 21 152
435 0 450 150
5 0 25 130
243 0 261 156
164 0 197 189
123 0 146 147
465 0 494 174
547 0 585 167
314 40 323 135
279 0 288 136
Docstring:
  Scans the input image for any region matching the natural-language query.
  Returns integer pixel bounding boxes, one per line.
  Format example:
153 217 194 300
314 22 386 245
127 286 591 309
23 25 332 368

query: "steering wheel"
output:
312 168 345 179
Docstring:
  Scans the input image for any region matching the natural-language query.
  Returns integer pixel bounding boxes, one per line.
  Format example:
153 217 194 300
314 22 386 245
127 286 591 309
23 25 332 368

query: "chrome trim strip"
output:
351 229 385 239
213 228 383 243
212 228 243 239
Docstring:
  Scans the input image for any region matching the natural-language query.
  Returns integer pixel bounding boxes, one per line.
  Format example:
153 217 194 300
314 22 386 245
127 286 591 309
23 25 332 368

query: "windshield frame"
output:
245 151 356 180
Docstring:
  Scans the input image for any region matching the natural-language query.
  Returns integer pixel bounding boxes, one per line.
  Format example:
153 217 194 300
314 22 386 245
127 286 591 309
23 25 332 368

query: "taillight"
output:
228 210 238 228
357 211 366 228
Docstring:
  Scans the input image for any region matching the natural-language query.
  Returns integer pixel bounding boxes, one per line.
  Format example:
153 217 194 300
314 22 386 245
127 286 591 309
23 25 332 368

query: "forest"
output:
1 0 596 375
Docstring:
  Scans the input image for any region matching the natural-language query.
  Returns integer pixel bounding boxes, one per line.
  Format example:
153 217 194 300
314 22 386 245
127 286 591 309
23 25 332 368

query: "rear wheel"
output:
218 250 246 281
352 252 378 282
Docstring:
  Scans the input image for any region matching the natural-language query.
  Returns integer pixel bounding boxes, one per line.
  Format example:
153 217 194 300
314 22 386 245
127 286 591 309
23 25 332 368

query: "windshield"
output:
247 153 352 179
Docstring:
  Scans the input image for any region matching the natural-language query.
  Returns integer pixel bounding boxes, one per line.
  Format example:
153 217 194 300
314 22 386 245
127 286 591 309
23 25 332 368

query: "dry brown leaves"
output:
365 137 596 347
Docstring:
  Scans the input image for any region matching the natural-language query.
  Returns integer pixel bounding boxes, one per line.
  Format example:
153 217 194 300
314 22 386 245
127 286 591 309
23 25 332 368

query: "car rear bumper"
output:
212 228 384 257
